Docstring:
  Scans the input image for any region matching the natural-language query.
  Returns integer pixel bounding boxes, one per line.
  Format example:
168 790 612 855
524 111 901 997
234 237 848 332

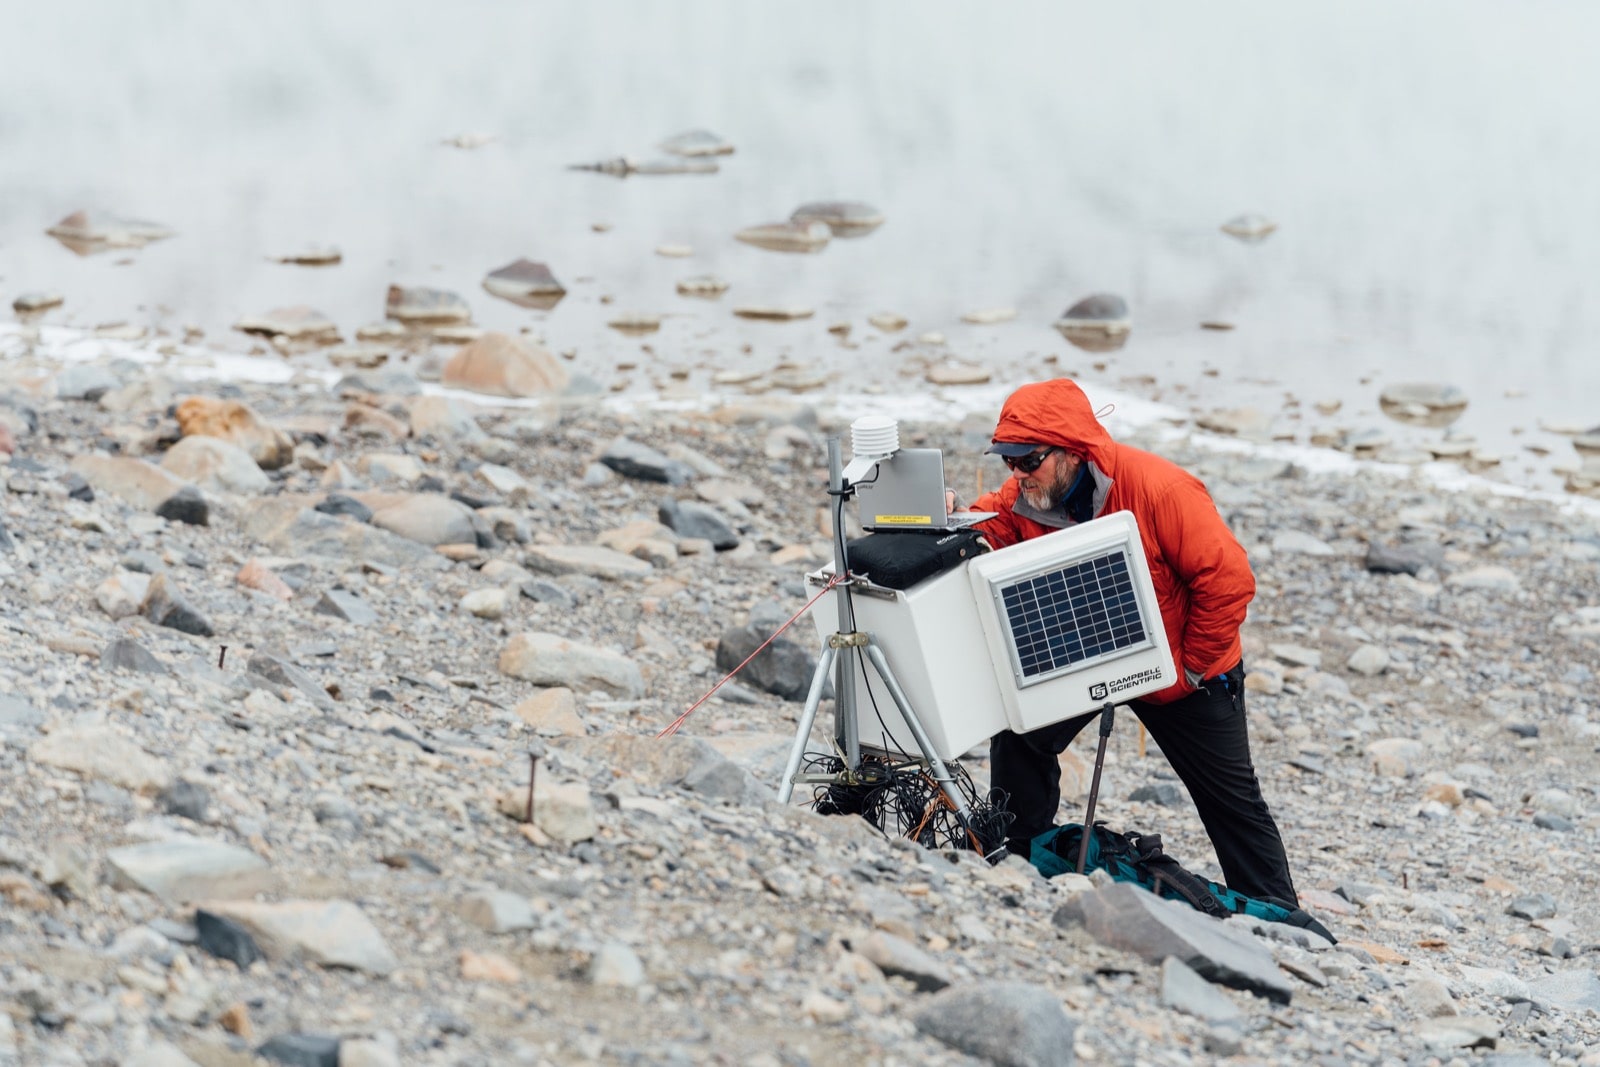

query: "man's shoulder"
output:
1108 443 1205 499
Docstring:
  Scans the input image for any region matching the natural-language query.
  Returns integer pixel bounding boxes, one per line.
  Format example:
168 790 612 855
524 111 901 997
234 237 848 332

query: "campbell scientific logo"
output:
1088 682 1109 701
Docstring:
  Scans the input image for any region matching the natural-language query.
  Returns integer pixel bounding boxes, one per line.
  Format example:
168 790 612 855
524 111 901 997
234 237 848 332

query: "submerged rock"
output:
47 209 174 254
735 220 831 254
442 132 497 149
659 129 735 157
326 343 390 369
1378 383 1468 428
356 321 408 343
732 305 813 321
271 246 341 266
569 156 718 177
12 292 63 314
384 285 470 324
1054 293 1131 352
790 201 885 237
926 362 992 386
961 307 1017 325
431 324 482 344
482 258 566 310
1221 213 1278 242
676 275 729 299
607 312 662 335
233 306 339 341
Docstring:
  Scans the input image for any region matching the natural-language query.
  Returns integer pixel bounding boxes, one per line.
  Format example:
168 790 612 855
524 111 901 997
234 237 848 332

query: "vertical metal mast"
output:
825 436 860 773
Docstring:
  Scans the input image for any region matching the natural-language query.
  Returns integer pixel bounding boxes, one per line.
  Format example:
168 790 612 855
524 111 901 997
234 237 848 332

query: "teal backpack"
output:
1029 823 1335 944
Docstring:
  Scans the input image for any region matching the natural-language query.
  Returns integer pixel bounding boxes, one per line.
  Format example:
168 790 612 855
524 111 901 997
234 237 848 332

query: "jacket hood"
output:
990 379 1116 472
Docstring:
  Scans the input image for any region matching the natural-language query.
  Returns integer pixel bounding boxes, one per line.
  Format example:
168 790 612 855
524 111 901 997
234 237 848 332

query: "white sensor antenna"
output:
842 415 900 485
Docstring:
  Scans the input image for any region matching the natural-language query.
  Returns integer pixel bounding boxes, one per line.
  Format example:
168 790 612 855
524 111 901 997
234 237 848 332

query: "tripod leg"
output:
1076 703 1116 875
776 645 837 804
861 643 971 819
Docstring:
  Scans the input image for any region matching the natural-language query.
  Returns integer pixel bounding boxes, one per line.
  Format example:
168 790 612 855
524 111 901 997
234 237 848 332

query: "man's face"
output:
1012 446 1082 510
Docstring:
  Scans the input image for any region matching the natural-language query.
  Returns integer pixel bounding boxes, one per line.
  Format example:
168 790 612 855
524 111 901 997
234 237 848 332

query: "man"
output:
956 378 1298 905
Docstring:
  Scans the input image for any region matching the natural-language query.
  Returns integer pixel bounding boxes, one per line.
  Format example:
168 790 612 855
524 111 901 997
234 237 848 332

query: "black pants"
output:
989 664 1298 903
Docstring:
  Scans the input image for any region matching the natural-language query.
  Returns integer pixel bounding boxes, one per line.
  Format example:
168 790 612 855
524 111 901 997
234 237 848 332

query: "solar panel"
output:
997 548 1149 684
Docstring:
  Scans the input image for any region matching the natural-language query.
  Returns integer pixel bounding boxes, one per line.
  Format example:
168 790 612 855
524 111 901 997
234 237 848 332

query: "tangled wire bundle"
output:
804 752 1012 859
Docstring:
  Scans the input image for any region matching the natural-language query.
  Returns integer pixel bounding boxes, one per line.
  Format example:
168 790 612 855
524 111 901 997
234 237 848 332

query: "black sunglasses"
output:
1003 446 1060 473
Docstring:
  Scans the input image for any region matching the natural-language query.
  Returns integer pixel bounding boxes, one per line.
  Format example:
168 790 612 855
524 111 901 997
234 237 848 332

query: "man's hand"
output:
945 489 958 514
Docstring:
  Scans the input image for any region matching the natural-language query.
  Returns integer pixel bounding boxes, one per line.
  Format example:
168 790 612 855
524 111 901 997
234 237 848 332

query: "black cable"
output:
802 751 1013 859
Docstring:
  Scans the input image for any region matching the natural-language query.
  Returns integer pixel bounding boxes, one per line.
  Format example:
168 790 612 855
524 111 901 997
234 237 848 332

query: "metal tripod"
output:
775 436 972 824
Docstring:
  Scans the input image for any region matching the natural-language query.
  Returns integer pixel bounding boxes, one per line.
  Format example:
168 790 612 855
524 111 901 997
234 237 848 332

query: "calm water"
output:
3 2 1599 484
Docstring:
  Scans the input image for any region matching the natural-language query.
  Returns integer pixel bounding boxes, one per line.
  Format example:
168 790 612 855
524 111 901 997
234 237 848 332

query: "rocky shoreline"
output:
1 343 1598 1066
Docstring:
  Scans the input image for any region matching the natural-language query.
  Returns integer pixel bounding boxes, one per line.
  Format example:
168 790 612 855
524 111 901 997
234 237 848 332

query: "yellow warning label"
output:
873 515 933 525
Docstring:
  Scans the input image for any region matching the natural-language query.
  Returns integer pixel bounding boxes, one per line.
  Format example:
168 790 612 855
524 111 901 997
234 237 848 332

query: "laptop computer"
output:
855 448 998 532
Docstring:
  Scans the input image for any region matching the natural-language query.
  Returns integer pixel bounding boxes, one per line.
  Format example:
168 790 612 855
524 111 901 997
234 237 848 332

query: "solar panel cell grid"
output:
1001 551 1146 679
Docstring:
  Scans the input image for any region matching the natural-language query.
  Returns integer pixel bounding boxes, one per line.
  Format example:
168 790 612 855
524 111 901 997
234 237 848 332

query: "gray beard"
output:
1021 485 1056 510
1020 465 1073 511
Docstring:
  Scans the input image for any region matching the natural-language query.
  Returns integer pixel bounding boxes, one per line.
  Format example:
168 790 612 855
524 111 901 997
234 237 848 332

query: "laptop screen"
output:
855 449 952 529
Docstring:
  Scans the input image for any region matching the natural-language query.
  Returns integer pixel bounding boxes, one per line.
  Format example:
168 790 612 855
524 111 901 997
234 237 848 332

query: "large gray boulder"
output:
1160 956 1243 1022
248 650 336 712
244 500 447 571
564 734 770 806
715 623 822 701
658 498 739 550
524 544 653 581
30 726 172 794
196 899 398 976
911 981 1078 1067
600 437 694 485
70 454 191 512
369 494 478 546
1529 970 1600 1014
160 435 269 495
855 931 952 992
1054 882 1293 1003
498 632 644 699
107 837 274 902
140 573 214 636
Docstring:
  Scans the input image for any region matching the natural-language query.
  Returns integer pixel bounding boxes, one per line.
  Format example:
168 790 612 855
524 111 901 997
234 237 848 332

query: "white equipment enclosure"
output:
810 511 1175 761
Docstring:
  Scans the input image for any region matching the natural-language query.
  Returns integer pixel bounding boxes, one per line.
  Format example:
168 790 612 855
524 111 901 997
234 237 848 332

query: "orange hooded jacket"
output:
971 379 1254 705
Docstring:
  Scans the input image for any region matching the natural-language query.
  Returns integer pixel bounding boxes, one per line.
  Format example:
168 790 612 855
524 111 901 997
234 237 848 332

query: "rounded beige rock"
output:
441 332 568 398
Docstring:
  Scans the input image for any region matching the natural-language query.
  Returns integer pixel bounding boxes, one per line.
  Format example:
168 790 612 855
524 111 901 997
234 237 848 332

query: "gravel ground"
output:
1 348 1598 1067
